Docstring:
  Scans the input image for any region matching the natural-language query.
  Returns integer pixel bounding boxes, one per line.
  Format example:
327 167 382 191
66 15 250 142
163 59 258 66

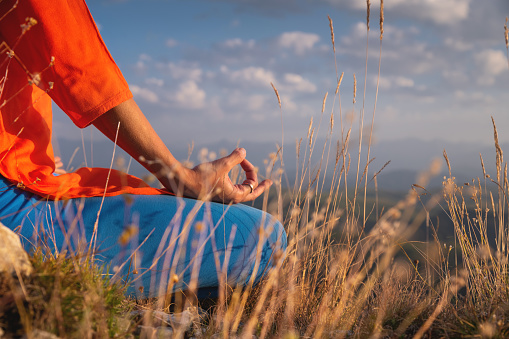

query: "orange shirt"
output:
0 0 167 199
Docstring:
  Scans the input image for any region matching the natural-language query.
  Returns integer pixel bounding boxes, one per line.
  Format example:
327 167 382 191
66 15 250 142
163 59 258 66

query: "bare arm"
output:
92 98 272 203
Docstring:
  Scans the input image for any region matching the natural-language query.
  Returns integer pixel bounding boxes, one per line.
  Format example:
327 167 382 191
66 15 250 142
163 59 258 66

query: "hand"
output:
173 148 272 204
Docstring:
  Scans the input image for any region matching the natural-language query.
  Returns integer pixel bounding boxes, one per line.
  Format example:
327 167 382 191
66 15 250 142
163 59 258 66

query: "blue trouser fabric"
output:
0 175 286 298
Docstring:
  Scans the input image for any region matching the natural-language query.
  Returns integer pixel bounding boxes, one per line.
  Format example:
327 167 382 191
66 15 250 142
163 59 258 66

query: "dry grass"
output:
2 1 509 338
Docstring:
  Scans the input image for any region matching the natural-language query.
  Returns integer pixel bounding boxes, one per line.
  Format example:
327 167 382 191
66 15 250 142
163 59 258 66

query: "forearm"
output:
91 98 185 191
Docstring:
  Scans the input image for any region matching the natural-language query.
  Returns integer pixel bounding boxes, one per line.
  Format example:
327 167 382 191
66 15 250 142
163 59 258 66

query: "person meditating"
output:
0 0 286 298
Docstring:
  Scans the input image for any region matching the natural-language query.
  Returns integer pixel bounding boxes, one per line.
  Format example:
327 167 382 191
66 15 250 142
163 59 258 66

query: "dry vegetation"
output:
2 1 509 338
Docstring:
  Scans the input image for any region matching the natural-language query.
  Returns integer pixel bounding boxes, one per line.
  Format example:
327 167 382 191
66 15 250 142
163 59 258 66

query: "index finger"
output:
240 158 258 187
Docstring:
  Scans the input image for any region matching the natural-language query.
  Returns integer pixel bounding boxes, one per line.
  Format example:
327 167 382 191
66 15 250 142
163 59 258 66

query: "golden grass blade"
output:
353 73 357 104
322 92 328 113
367 0 371 31
505 17 508 49
271 82 281 109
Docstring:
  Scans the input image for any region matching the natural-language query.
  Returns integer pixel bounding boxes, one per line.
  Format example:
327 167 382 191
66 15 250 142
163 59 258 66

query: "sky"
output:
53 0 509 154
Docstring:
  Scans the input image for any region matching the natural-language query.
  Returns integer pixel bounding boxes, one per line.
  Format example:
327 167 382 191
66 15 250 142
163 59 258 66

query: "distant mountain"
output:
53 137 504 192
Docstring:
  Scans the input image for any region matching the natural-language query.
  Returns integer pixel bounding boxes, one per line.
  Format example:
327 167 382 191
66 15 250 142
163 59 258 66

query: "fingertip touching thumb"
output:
226 148 246 167
232 147 246 159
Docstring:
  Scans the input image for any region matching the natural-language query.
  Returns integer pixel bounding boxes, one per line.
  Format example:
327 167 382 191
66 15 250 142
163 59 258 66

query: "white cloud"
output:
393 0 470 24
393 76 414 88
411 0 470 24
133 54 153 73
139 54 152 61
418 96 436 104
158 62 203 82
166 39 178 47
173 80 206 109
454 90 494 104
340 21 436 75
278 31 320 55
342 22 418 46
220 65 275 87
282 73 317 93
443 69 468 84
329 0 471 25
444 38 473 52
377 76 392 90
221 38 255 49
474 49 507 85
130 85 159 103
373 76 415 89
227 93 267 112
145 77 164 87
454 90 466 99
245 94 266 111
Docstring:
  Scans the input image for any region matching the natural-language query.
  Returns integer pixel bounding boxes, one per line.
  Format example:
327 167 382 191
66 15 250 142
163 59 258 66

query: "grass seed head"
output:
296 137 302 157
492 117 503 180
335 140 341 164
335 72 344 95
505 17 508 48
353 73 357 104
380 0 384 40
195 222 205 232
117 224 139 246
328 15 335 53
367 0 371 31
322 92 328 113
443 149 451 177
479 322 496 338
308 116 313 139
480 153 486 178
21 17 37 34
271 82 281 109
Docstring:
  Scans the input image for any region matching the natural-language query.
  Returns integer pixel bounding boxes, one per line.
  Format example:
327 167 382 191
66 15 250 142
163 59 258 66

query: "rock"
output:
131 306 206 329
138 325 174 338
0 223 33 277
22 329 60 339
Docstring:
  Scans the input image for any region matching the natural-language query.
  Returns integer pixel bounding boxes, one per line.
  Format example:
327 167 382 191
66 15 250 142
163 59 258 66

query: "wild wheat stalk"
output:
353 0 372 223
322 92 328 114
353 73 357 105
362 0 384 226
505 17 508 48
270 82 285 221
328 15 335 54
505 17 508 68
367 0 371 31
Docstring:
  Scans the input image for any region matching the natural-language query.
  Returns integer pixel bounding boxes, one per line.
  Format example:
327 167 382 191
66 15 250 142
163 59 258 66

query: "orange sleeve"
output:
13 0 132 128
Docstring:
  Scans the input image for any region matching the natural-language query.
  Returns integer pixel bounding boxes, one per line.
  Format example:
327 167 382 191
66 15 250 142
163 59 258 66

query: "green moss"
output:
0 249 134 338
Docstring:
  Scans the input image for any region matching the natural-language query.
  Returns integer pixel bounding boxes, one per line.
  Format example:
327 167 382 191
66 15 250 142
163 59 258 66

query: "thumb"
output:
223 148 246 168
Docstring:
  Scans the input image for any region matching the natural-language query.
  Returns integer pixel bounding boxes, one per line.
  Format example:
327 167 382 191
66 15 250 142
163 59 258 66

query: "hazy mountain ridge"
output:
54 137 504 192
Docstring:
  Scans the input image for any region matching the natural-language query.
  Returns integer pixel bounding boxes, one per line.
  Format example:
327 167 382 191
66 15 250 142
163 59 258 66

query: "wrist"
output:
158 158 198 196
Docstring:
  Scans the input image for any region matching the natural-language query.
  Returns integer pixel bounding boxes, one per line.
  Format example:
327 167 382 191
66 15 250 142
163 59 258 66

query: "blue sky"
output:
53 0 509 152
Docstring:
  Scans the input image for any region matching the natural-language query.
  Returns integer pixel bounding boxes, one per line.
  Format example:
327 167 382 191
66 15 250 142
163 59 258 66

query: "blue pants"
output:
0 176 286 298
